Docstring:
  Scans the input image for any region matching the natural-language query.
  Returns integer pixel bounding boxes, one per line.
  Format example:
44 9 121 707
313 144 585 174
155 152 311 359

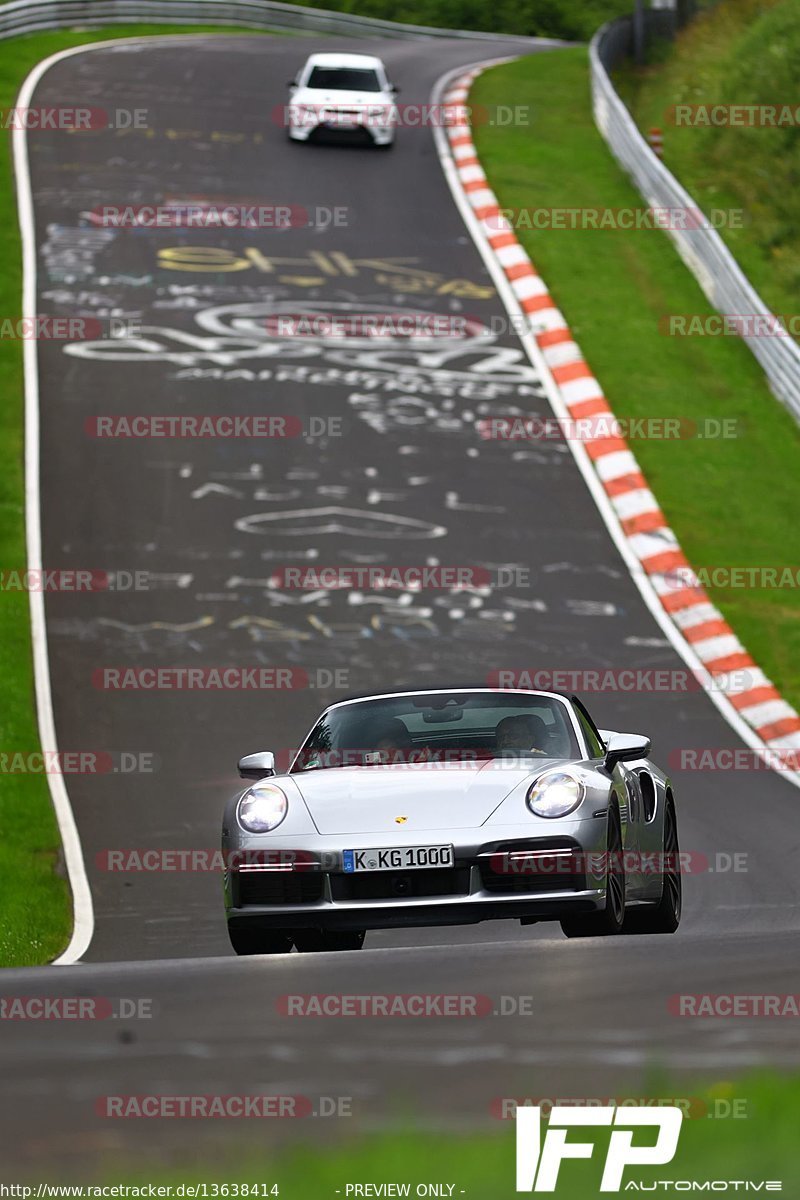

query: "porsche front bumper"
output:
224 824 608 934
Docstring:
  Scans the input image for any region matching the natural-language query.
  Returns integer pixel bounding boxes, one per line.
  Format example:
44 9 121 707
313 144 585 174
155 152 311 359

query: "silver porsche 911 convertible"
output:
222 688 681 954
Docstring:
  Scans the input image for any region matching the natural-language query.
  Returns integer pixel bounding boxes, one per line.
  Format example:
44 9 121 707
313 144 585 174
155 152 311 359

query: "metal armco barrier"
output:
590 14 800 422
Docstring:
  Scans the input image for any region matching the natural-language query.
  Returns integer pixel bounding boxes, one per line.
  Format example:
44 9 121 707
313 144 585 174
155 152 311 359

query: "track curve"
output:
1 31 797 1177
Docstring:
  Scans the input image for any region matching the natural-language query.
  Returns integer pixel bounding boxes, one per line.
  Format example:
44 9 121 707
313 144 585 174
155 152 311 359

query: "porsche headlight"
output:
526 771 585 819
237 783 288 833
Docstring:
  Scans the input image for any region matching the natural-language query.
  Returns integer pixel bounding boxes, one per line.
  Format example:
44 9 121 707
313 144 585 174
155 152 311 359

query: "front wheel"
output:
623 799 682 934
228 926 293 956
560 804 625 938
293 929 365 952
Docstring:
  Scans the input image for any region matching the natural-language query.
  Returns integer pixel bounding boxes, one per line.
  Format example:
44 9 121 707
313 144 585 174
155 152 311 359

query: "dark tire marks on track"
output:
3 33 797 1172
28 36 798 960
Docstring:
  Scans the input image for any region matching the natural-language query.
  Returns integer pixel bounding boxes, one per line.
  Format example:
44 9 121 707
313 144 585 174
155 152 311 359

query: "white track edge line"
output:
16 31 254 965
13 35 192 967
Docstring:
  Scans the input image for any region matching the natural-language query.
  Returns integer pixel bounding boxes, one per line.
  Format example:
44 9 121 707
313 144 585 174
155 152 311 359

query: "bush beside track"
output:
613 0 800 322
471 49 800 715
265 0 631 40
0 24 276 968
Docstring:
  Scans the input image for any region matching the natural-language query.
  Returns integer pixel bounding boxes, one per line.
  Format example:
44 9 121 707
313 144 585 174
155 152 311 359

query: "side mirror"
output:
597 729 619 746
389 83 399 94
238 751 276 781
604 733 650 770
288 79 298 88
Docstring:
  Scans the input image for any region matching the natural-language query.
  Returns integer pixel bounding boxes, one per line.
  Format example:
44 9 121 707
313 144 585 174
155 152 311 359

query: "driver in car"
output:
494 714 550 757
365 718 415 765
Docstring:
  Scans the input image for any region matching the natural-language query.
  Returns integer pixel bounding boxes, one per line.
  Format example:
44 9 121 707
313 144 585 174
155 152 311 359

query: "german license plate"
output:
342 845 454 873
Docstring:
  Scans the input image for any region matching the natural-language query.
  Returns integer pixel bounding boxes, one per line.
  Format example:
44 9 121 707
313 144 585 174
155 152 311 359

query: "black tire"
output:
560 805 625 938
293 929 366 952
623 799 682 934
228 926 293 956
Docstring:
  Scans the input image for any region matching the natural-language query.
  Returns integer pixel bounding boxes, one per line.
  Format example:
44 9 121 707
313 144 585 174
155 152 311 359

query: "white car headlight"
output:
526 771 585 819
237 783 288 833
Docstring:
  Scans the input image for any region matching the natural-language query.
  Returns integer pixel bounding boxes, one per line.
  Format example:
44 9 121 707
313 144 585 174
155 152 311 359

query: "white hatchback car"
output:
286 52 398 148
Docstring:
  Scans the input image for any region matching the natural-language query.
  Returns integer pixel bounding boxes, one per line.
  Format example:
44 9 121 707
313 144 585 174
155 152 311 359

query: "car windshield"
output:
291 692 580 771
306 67 382 92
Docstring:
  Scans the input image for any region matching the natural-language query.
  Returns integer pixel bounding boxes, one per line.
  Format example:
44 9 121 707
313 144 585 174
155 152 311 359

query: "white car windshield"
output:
292 692 580 770
305 67 382 92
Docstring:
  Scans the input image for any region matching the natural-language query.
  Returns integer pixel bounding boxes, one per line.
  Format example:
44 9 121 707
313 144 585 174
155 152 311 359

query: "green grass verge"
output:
613 0 800 320
63 1074 800 1191
0 23 278 968
472 49 800 711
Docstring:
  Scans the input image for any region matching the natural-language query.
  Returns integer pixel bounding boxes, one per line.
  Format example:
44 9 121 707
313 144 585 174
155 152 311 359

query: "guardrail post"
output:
632 0 645 64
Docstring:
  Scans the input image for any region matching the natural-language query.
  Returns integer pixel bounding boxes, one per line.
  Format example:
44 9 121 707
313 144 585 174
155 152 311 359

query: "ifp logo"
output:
516 1104 683 1191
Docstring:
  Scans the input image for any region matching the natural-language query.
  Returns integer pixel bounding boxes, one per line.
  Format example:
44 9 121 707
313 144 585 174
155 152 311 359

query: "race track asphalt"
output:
2 31 797 1178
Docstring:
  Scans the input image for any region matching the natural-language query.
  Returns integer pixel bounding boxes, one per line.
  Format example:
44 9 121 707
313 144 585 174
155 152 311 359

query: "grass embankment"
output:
0 24 275 967
472 49 800 710
614 0 800 320
66 1074 800 1192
